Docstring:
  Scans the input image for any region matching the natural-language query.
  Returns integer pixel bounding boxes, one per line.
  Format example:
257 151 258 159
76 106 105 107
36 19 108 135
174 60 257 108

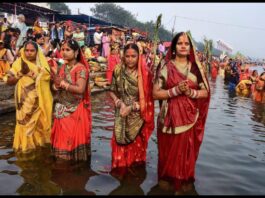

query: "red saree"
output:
106 54 120 84
156 35 210 190
111 55 154 168
51 52 92 161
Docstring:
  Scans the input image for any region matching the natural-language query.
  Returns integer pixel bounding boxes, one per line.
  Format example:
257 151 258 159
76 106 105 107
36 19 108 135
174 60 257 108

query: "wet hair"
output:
24 40 38 51
170 32 192 59
61 39 82 61
124 43 139 55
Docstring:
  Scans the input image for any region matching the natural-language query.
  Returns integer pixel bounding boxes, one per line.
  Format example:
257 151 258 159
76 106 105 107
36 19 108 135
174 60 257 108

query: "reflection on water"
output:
0 74 265 195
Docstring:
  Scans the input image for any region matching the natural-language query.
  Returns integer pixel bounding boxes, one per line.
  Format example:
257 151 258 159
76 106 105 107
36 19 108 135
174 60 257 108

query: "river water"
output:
0 72 264 195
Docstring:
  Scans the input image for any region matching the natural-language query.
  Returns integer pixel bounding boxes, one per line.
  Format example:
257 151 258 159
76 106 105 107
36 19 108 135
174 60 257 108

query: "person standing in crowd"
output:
12 14 28 49
106 44 121 84
93 26 103 55
152 32 210 194
33 16 43 34
252 72 265 103
109 43 154 172
101 30 111 58
228 59 240 92
3 41 52 153
0 39 14 79
34 33 48 56
1 17 11 33
64 26 73 41
51 39 92 162
73 27 85 47
50 22 64 47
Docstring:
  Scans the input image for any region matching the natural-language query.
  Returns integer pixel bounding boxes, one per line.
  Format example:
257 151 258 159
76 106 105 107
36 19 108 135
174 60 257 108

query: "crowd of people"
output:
0 13 264 195
205 55 265 103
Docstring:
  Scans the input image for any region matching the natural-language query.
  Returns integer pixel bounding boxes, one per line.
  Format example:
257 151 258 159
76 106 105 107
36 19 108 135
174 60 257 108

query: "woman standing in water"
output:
51 39 92 161
3 41 52 153
153 32 210 193
109 43 154 170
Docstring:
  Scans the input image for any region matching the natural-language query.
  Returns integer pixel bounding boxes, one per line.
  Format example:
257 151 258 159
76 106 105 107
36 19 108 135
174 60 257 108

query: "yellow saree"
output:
4 47 53 152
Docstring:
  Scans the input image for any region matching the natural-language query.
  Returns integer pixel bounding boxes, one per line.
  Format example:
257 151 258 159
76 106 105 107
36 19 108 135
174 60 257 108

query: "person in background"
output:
101 30 111 58
73 26 85 47
106 44 121 84
0 39 13 79
12 14 28 49
93 26 103 55
252 72 265 103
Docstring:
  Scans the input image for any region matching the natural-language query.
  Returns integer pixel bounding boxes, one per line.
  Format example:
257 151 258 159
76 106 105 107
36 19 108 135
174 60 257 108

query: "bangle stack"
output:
188 89 199 99
167 86 182 98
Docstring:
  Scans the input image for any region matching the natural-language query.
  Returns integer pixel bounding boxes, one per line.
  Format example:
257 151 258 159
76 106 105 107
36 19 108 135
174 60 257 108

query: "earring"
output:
172 51 175 55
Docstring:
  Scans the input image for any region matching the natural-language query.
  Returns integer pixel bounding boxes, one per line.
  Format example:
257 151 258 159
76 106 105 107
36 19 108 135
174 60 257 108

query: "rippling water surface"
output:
0 74 264 195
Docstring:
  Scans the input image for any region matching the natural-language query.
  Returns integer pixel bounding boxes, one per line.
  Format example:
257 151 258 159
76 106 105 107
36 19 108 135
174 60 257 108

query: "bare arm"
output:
59 78 87 95
152 82 170 100
5 72 18 86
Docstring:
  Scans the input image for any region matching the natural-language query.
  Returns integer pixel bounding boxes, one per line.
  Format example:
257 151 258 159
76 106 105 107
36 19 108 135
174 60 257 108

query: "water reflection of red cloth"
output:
157 34 210 190
111 55 154 168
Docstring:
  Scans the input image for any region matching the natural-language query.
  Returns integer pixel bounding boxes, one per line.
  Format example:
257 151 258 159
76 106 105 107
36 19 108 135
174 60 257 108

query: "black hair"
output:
62 39 82 61
24 40 38 51
34 33 43 41
124 43 139 55
170 32 192 59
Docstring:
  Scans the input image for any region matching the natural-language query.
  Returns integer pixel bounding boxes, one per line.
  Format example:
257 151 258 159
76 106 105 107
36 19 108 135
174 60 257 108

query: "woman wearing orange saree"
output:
3 41 52 153
252 72 265 103
51 39 92 161
109 43 154 170
0 40 13 79
153 32 210 193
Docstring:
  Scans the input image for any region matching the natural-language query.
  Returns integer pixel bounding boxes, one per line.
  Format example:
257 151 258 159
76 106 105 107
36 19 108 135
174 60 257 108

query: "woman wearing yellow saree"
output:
3 41 53 153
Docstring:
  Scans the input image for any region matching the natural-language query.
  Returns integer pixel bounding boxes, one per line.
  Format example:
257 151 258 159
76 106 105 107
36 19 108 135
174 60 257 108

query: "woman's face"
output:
175 34 190 57
24 43 37 61
61 43 76 61
124 48 138 69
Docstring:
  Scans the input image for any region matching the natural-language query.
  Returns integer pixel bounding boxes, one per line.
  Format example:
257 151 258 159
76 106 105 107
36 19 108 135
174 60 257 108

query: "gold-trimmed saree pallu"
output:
112 64 144 145
6 48 52 153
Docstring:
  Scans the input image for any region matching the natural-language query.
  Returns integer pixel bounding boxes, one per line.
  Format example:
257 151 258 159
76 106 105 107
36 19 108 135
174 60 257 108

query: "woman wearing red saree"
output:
153 32 210 193
109 43 154 170
51 39 92 161
106 44 121 84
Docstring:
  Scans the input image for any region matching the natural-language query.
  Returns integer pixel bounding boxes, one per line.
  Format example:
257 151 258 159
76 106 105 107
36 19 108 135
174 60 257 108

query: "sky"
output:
66 3 265 60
